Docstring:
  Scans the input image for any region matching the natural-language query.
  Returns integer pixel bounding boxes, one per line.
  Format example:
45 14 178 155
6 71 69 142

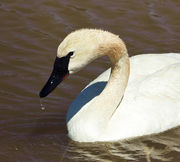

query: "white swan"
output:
40 29 180 142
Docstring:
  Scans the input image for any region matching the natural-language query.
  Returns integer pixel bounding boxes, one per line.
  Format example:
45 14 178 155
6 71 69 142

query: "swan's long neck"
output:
100 53 130 119
92 44 130 122
81 41 130 137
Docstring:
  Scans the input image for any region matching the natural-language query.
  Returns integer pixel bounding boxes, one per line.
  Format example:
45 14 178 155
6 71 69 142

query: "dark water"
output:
0 0 180 161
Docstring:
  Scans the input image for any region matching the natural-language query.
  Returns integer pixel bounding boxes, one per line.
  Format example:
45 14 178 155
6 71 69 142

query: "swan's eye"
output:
68 51 75 58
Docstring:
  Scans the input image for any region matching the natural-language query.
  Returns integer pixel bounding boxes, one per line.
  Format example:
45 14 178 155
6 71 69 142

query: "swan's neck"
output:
100 54 130 119
80 44 130 139
92 53 130 122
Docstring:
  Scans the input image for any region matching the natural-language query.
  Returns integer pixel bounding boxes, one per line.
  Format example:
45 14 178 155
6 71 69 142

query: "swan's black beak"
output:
39 55 71 98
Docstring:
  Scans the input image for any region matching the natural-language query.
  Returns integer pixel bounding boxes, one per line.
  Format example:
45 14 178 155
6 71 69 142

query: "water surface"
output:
0 0 180 161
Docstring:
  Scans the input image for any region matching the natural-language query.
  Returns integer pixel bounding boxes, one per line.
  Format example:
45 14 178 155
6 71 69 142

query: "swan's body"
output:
67 53 180 142
40 29 180 142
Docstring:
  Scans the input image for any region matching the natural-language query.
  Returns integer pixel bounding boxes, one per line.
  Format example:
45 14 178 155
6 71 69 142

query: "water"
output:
0 0 180 161
40 99 46 111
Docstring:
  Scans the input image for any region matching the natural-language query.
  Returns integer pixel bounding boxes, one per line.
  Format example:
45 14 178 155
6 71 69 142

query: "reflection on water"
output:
0 0 180 161
66 128 180 162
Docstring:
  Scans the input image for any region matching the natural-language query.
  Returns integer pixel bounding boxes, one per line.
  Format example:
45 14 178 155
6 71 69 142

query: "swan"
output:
39 29 180 142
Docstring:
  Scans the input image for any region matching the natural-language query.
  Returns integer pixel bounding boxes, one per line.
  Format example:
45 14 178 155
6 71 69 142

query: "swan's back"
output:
129 53 180 76
128 53 180 101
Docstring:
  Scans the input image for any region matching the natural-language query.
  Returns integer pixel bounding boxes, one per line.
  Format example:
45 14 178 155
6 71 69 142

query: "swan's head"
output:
39 29 125 98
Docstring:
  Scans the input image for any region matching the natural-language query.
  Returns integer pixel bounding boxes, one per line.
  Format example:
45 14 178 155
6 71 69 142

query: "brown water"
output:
0 0 180 161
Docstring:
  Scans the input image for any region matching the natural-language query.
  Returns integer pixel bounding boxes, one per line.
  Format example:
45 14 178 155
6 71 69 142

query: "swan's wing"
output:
128 53 180 100
137 63 180 101
108 55 180 139
129 53 180 77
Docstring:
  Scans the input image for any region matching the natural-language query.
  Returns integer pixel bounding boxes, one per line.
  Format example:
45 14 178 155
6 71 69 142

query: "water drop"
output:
40 98 46 111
